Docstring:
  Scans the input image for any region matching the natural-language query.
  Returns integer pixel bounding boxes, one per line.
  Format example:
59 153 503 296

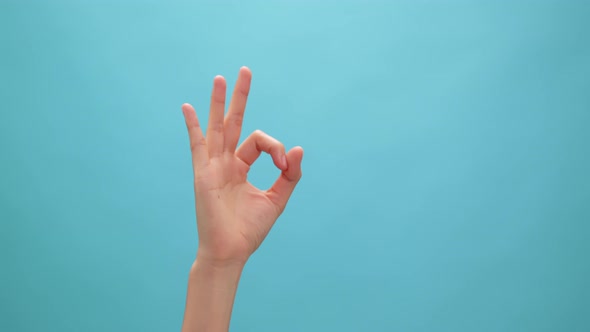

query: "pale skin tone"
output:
180 66 303 332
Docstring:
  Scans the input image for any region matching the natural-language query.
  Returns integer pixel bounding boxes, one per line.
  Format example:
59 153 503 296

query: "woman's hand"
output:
181 67 304 266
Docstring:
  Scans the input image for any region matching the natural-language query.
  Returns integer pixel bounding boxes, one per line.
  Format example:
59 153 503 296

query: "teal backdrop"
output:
1 1 589 331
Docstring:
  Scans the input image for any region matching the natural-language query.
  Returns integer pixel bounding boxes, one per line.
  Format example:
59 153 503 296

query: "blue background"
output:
1 1 589 331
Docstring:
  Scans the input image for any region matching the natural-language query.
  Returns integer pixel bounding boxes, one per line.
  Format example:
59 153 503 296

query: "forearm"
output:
181 257 245 332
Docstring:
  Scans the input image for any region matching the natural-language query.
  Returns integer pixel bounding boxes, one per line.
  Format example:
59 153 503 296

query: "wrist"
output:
195 246 250 269
192 252 247 274
189 256 245 297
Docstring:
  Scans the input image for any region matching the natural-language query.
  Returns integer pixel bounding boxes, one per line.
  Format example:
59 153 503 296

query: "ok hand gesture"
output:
181 67 304 266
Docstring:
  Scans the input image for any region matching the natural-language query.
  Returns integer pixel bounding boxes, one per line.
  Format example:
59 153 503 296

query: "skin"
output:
180 66 303 332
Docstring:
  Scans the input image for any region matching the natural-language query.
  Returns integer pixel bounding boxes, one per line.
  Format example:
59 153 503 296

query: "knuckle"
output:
239 86 250 97
187 122 200 130
253 129 265 137
209 122 224 132
272 143 285 155
190 137 207 151
292 170 303 182
231 113 244 126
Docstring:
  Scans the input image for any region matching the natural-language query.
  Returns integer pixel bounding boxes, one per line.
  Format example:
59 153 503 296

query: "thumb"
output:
266 146 304 213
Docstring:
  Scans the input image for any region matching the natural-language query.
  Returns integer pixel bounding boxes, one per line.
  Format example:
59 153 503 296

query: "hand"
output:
181 67 303 266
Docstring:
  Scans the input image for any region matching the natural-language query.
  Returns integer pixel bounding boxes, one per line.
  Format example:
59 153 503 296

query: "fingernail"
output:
282 155 288 169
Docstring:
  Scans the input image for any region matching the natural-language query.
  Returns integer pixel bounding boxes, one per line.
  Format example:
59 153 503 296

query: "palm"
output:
195 157 280 260
182 67 303 263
